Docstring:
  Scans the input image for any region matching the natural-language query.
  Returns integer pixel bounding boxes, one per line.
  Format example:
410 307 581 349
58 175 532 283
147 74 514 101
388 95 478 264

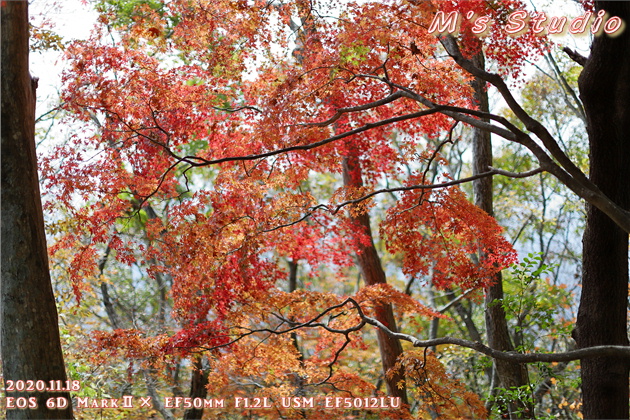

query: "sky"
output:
29 0 98 119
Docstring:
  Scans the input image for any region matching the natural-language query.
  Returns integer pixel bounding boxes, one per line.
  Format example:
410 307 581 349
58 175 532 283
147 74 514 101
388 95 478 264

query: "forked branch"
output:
195 297 630 367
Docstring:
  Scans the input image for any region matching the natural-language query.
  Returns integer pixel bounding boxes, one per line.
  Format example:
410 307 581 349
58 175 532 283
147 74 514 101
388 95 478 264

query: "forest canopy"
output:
2 0 629 419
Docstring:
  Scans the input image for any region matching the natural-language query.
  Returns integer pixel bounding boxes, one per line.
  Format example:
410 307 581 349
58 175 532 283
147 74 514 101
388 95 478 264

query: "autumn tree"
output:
41 0 630 418
1 1 73 419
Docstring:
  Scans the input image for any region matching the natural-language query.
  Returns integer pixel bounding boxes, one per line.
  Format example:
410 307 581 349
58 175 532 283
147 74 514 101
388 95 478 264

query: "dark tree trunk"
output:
1 2 73 419
342 152 409 406
471 52 531 419
574 2 630 418
182 356 209 420
287 260 306 418
287 260 305 366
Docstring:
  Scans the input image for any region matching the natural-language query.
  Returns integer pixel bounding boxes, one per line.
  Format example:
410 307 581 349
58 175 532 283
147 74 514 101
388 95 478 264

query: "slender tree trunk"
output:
1 2 73 419
342 152 408 406
444 289 482 343
287 260 307 418
471 52 531 418
182 356 209 420
288 260 305 368
143 370 175 420
574 3 630 418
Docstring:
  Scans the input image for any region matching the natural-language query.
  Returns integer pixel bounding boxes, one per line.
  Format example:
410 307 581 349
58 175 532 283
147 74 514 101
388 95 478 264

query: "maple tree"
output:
28 0 630 419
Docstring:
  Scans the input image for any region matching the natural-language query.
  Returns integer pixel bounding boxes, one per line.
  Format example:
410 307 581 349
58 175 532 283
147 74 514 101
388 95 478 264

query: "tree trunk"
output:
182 356 209 420
471 52 531 418
342 152 409 406
287 260 306 418
574 2 630 418
1 2 73 419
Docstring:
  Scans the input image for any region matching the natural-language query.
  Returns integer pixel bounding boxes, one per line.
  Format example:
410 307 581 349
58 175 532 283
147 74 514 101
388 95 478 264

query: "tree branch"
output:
562 47 588 66
355 301 630 363
439 36 591 187
411 36 630 233
303 90 409 127
260 167 543 234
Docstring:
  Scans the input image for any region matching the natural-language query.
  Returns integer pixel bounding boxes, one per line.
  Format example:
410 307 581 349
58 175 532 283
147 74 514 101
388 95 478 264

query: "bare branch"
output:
439 35 590 186
436 288 476 313
262 167 544 234
197 107 444 166
212 105 263 114
331 166 545 214
562 47 588 66
487 166 543 178
355 304 630 363
424 36 630 233
303 90 409 127
545 52 586 122
191 298 366 353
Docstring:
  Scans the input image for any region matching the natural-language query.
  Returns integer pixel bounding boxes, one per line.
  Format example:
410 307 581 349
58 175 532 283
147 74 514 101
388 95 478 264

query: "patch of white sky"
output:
242 0 346 81
460 0 595 166
528 0 592 52
30 0 99 118
484 0 594 178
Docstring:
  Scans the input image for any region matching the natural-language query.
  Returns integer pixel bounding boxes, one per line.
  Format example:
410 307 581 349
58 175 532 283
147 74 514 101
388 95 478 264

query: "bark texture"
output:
342 152 408 405
574 2 630 418
1 2 73 419
182 357 210 420
471 52 531 419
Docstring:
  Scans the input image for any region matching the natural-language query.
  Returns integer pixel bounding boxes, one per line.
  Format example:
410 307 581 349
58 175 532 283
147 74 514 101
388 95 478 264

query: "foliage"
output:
36 0 592 418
